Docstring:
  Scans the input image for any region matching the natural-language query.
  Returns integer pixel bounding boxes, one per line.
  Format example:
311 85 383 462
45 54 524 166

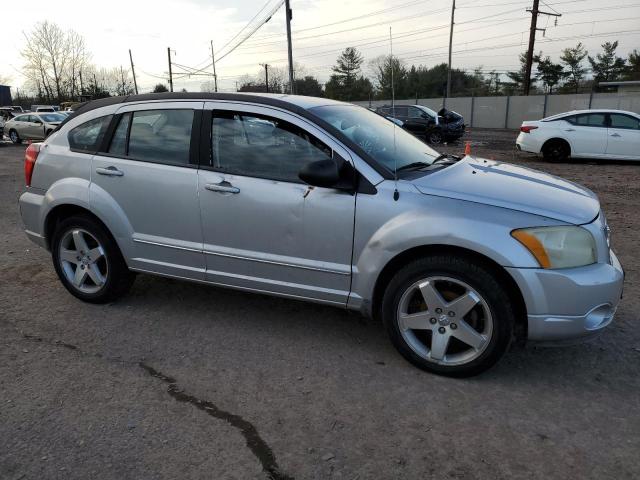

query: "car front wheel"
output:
51 215 135 303
427 130 444 144
382 255 515 377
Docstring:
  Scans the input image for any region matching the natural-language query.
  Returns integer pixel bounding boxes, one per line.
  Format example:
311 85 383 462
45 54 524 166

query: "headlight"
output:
511 226 597 269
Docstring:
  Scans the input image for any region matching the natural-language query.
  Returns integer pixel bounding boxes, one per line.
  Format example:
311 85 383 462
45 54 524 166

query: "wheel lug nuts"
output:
429 317 437 324
448 311 455 317
450 323 457 330
435 308 443 314
438 327 446 334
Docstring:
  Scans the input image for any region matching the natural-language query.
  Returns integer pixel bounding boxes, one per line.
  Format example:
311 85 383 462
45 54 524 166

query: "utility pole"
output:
446 0 456 99
210 40 218 92
129 49 139 95
167 47 174 92
261 63 270 93
523 0 561 95
285 0 294 94
120 66 126 96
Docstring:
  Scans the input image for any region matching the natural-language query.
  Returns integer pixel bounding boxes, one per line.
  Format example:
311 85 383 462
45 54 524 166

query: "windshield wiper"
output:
396 161 431 172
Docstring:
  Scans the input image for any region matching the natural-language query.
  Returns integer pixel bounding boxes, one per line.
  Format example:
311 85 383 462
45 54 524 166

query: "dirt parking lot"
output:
1 129 639 480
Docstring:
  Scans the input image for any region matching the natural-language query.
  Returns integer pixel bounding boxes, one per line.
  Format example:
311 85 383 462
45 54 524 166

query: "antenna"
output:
390 26 399 201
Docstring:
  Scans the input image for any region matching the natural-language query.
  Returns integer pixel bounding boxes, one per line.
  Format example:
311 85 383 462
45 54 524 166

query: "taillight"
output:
520 125 538 133
25 142 41 187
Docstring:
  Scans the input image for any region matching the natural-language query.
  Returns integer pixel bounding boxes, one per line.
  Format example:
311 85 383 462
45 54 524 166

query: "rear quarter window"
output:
68 115 113 153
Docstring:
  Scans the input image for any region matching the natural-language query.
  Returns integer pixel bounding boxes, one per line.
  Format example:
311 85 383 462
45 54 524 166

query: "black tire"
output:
381 255 515 377
542 139 570 162
51 215 135 304
9 129 21 144
427 129 444 144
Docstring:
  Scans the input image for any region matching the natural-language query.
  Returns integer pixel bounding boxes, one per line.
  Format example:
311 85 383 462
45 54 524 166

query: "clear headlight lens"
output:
511 226 597 269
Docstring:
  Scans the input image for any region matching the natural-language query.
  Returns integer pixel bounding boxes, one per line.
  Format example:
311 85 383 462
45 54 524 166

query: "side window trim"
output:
206 109 334 184
97 108 199 169
68 115 113 154
608 113 640 130
201 100 385 186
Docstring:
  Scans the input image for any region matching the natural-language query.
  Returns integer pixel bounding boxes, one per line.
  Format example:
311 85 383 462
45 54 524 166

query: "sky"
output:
2 0 639 94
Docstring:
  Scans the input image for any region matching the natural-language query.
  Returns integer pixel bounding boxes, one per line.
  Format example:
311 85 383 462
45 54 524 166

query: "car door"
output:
564 113 608 157
606 113 640 160
404 106 430 136
90 102 206 279
198 102 356 305
388 105 409 129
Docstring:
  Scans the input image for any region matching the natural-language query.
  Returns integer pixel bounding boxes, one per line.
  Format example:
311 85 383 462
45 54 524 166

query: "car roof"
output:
544 109 639 120
70 92 350 119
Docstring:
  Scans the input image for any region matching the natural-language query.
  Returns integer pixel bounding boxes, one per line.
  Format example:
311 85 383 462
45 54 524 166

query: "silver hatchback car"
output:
19 93 624 376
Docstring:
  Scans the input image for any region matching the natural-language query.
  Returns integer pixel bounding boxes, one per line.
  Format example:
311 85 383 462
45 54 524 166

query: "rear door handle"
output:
96 166 124 177
564 128 575 132
610 133 621 137
205 182 240 194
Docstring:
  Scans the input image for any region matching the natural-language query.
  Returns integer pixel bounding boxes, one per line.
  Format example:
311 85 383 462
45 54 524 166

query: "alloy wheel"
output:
10 131 18 143
58 228 108 294
428 132 443 144
396 276 493 366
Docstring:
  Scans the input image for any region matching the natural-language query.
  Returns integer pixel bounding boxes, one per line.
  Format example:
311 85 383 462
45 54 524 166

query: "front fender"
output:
349 184 566 311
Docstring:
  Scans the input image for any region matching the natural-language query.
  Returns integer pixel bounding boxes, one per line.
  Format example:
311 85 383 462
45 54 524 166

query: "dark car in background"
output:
375 104 465 144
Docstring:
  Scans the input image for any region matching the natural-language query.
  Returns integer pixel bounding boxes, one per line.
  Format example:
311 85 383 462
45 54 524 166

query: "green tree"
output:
625 49 640 80
152 83 169 93
505 52 540 94
330 47 366 100
293 75 323 96
536 56 566 93
560 43 588 93
371 55 408 99
588 41 627 83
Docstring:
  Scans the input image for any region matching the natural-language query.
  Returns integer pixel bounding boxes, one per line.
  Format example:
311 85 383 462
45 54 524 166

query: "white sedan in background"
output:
517 109 640 162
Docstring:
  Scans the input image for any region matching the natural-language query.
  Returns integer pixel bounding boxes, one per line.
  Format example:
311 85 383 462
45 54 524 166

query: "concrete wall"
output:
353 92 640 129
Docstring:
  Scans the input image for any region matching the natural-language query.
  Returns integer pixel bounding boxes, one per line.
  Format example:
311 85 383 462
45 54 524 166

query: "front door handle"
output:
205 182 240 194
96 166 124 177
610 133 621 137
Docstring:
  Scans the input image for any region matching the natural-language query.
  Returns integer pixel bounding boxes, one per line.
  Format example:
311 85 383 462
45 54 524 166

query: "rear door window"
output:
107 109 194 165
569 113 606 127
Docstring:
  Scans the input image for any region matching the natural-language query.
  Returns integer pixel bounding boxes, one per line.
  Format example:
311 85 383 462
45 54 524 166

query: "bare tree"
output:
22 21 91 102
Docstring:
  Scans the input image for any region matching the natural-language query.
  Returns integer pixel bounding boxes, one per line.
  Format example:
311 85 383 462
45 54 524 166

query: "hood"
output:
412 157 599 224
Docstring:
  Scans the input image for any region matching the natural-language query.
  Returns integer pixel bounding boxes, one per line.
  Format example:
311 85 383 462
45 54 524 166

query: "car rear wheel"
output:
542 139 570 162
51 215 135 304
381 255 514 377
9 129 21 144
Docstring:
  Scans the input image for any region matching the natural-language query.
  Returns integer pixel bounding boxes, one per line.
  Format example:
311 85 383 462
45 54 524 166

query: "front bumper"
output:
506 250 624 342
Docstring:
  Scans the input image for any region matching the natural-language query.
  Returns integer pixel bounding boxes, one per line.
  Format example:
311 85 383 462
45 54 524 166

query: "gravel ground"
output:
1 130 639 480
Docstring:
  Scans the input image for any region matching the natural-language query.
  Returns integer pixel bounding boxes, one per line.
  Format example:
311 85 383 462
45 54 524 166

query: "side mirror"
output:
34 119 42 124
299 159 340 189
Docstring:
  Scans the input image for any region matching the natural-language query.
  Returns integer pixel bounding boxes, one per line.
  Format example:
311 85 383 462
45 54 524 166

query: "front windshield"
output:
40 113 65 122
416 105 438 118
309 104 440 172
